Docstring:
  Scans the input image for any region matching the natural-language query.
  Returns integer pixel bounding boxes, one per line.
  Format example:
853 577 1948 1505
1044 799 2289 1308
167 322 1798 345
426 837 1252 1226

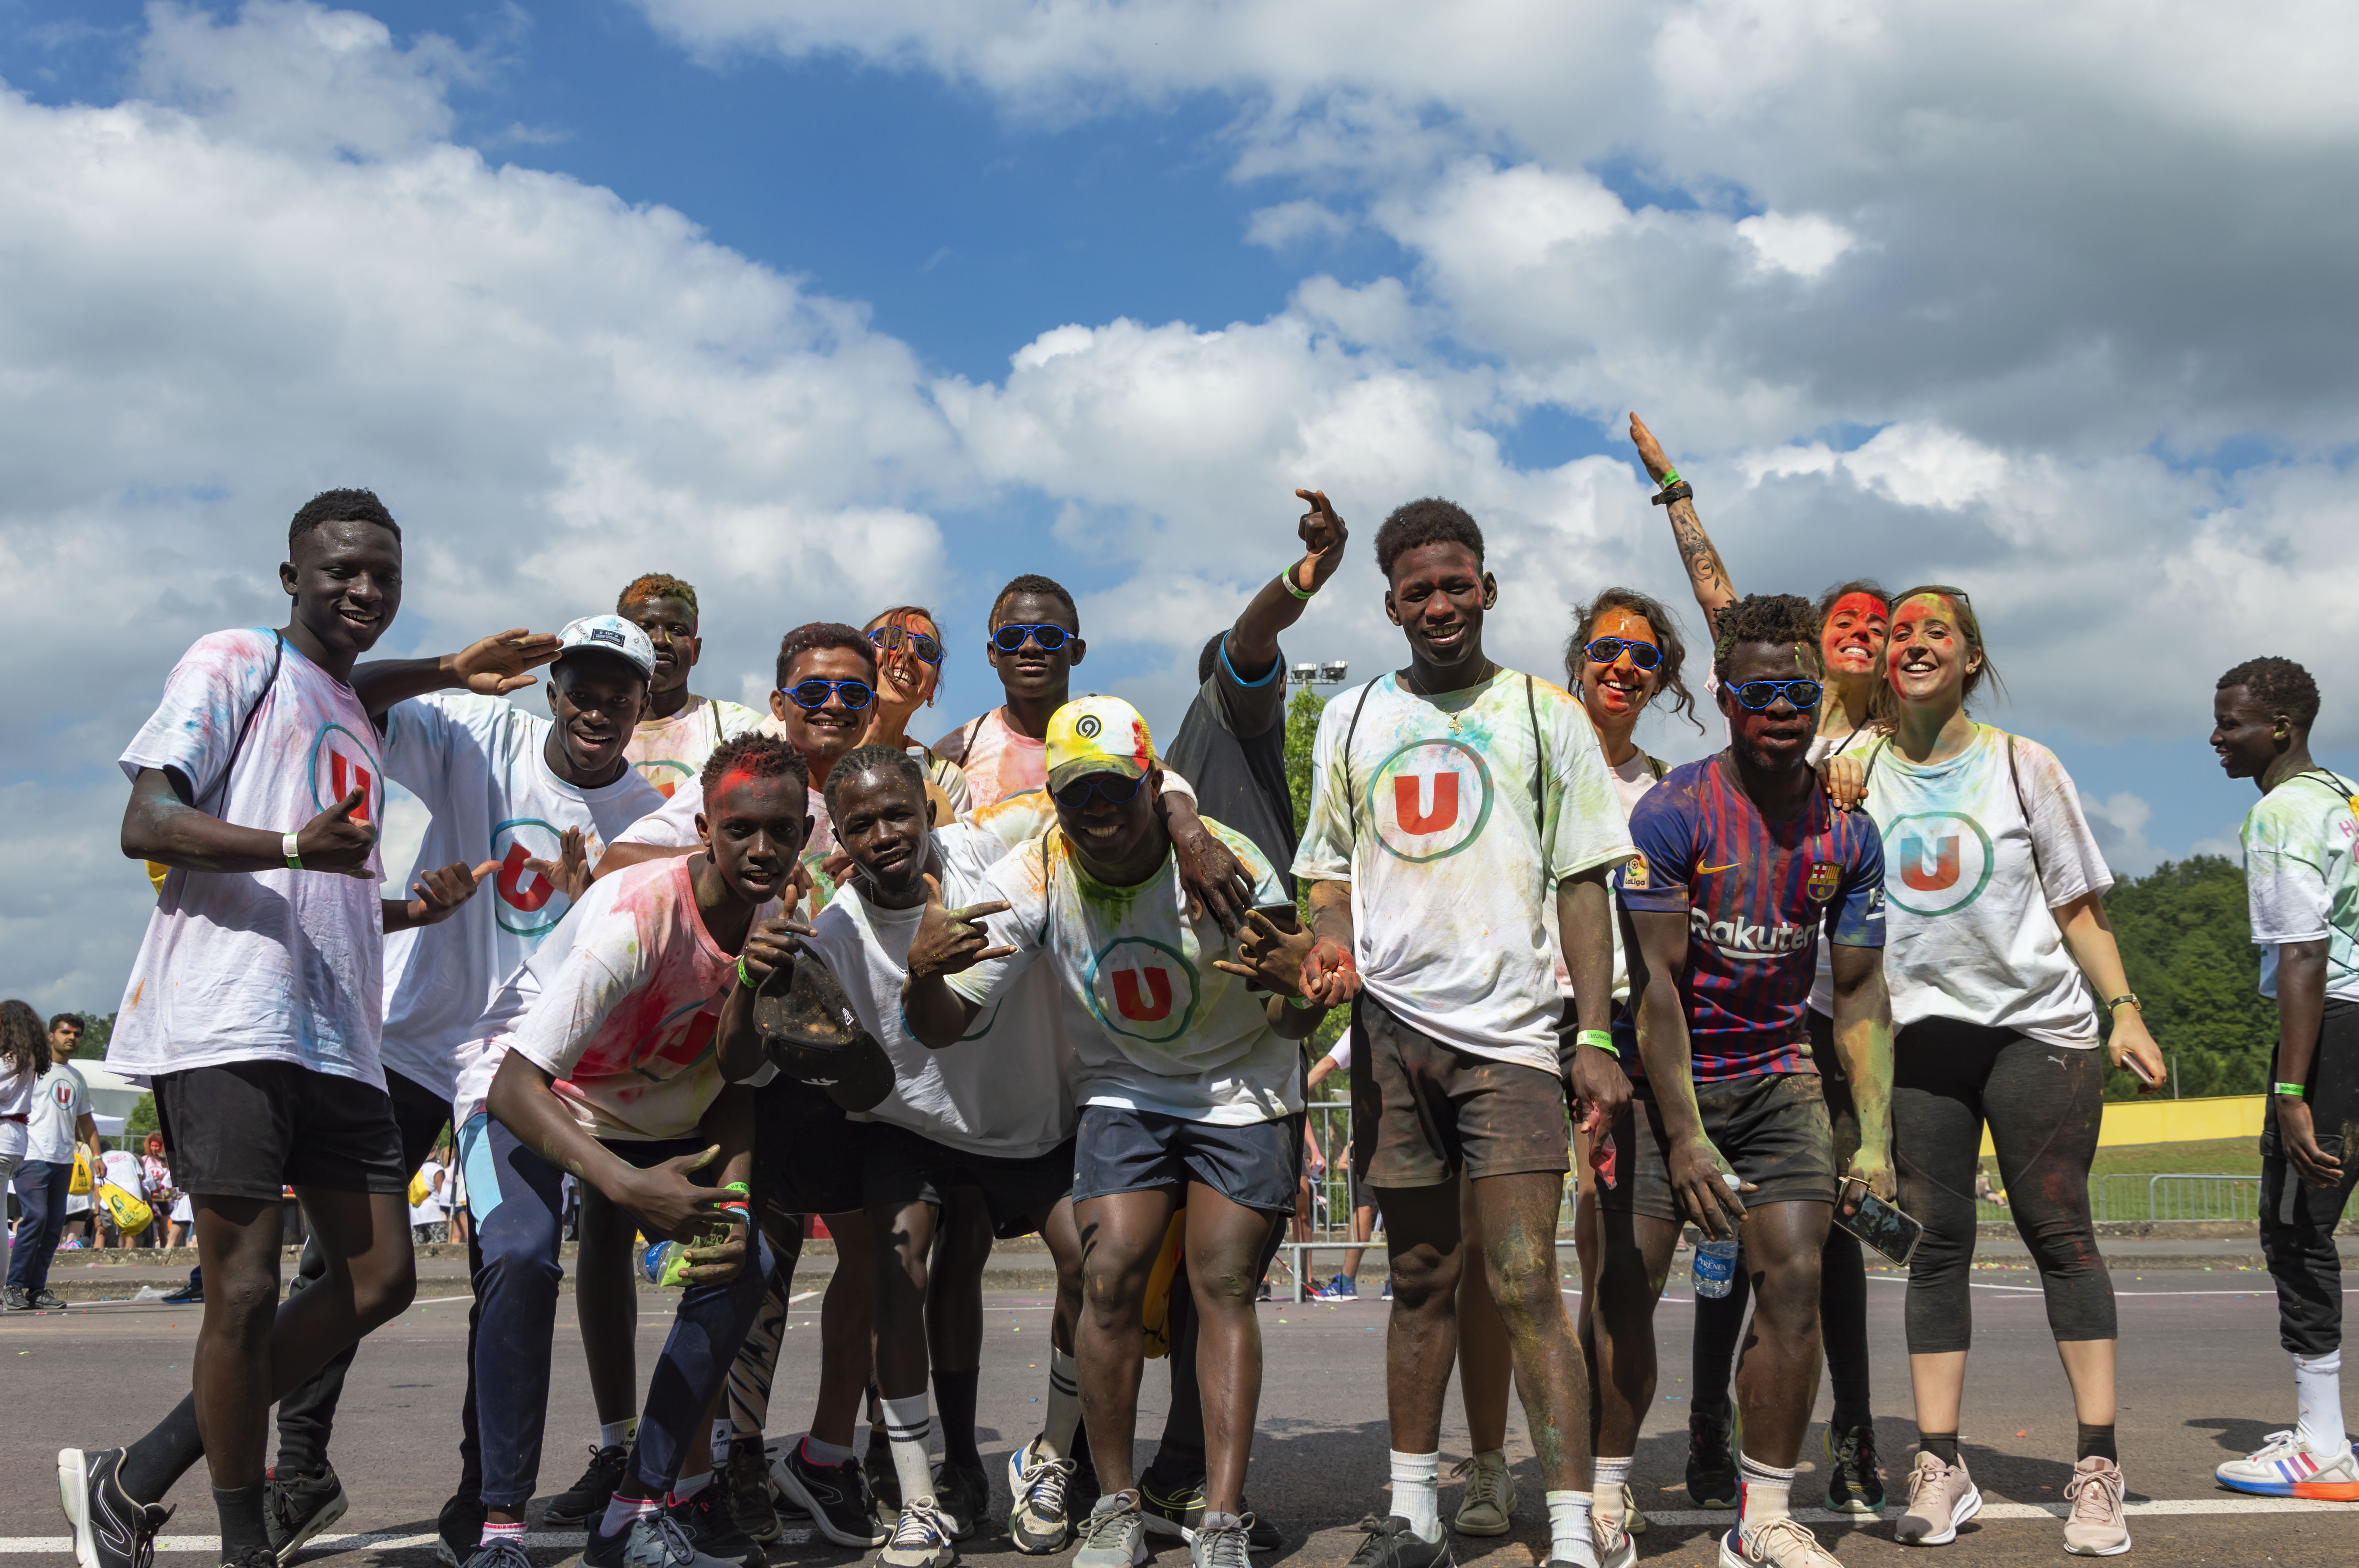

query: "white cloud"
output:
1734 211 1856 280
0 2 963 1009
2083 789 2156 876
1245 198 1352 249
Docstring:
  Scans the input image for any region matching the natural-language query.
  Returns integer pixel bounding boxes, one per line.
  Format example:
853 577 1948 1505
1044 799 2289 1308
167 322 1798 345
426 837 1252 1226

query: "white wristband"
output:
283 832 303 871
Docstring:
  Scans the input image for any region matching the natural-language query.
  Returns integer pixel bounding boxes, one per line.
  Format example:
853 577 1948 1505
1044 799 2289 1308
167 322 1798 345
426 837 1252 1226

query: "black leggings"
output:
1693 1014 1872 1427
1892 1018 2115 1355
2261 998 2359 1356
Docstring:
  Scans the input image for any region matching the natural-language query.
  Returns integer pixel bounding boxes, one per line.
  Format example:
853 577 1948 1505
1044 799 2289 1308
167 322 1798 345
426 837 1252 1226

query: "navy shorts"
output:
1072 1104 1301 1216
862 1121 1076 1240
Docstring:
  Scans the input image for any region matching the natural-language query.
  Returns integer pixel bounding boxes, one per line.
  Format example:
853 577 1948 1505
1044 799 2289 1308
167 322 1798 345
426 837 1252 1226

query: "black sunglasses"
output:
1584 636 1661 671
780 678 875 712
992 623 1070 654
1731 679 1825 711
869 626 944 665
1053 772 1145 810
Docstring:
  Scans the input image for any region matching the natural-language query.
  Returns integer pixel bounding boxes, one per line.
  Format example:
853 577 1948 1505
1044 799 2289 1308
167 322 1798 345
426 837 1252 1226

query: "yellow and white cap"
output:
1045 694 1155 793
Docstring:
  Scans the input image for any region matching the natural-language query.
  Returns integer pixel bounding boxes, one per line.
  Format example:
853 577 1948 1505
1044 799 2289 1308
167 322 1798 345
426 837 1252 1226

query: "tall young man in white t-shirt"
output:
908 696 1326 1568
60 490 547 1568
617 574 763 800
2210 657 2359 1501
250 613 665 1561
1292 500 1636 1568
933 575 1086 813
453 733 811 1568
778 746 1083 1568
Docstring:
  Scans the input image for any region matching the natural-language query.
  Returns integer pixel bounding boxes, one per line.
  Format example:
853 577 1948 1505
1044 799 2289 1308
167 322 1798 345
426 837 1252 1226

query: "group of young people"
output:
38 410 2356 1568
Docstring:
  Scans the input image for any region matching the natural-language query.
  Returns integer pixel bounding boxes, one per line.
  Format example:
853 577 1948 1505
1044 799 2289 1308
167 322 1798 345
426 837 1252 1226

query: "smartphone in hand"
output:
1835 1178 1926 1267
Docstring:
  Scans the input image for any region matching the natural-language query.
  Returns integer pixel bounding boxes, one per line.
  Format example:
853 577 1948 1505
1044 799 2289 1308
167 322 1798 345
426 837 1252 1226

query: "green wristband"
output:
736 955 756 989
1287 991 1319 1010
1577 1028 1617 1058
1657 467 1681 490
1280 564 1315 601
2274 1082 2307 1098
721 1181 752 1196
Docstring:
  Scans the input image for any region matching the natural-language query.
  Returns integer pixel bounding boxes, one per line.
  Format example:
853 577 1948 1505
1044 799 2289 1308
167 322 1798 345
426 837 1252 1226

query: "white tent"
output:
67 1061 149 1124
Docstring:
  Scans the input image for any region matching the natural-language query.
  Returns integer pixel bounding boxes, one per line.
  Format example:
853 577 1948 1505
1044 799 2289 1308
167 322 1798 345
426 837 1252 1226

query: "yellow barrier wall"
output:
1978 1094 2264 1156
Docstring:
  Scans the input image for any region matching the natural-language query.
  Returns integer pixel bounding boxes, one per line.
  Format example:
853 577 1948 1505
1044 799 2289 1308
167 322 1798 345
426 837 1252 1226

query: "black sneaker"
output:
163 1270 203 1305
1343 1515 1454 1568
931 1461 988 1543
773 1439 886 1549
31 1287 69 1310
759 1440 809 1520
432 1494 485 1568
1823 1422 1886 1514
865 1429 899 1517
724 1442 780 1543
222 1548 277 1568
3 1285 31 1312
1139 1468 1202 1541
668 1484 764 1568
1243 1514 1282 1553
264 1464 349 1564
544 1444 630 1528
56 1447 173 1568
1686 1412 1737 1509
586 1511 736 1568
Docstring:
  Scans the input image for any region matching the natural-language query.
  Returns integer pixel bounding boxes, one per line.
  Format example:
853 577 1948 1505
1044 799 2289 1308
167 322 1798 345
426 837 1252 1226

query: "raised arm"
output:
123 767 376 877
351 628 562 719
1629 412 1736 626
1227 488 1350 678
900 874 1014 1048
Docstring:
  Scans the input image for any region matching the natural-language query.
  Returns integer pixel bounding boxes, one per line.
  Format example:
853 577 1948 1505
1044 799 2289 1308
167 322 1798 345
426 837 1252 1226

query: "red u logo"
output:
330 753 373 822
1111 967 1173 1021
1393 773 1459 834
1899 834 1960 892
497 842 555 911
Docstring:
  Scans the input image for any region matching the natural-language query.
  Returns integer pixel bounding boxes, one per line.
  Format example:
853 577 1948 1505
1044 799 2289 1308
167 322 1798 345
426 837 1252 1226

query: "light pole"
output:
1290 660 1350 690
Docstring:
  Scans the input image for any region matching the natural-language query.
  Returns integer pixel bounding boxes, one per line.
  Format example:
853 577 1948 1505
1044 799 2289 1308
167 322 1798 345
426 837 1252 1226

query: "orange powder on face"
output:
1821 592 1888 666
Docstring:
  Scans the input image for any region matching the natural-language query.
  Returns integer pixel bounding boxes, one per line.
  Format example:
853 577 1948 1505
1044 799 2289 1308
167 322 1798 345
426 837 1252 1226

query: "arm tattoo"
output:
1668 499 1732 596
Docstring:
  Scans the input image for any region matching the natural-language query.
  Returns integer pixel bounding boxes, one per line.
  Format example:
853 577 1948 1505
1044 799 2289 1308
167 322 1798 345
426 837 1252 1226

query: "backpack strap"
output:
2004 732 2048 894
200 630 284 813
1525 675 1548 897
1339 680 1378 853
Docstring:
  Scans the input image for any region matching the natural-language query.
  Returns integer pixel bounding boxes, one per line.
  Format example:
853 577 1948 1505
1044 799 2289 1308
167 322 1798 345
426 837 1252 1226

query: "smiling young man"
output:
906 695 1324 1568
617 575 763 800
1590 595 1894 1568
62 491 542 1568
444 733 811 1568
1290 499 1634 1568
772 745 1084 1568
935 575 1087 813
2208 657 2359 1501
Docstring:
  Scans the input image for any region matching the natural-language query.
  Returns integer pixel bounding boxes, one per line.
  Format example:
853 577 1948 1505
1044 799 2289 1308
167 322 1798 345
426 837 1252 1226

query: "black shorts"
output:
1072 1105 1301 1216
154 1060 406 1201
751 1074 868 1229
1351 996 1570 1189
1595 1071 1837 1223
862 1121 1076 1240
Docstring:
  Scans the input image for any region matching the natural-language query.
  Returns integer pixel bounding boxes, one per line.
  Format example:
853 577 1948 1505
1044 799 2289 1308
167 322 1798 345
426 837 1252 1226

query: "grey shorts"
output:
1596 1072 1837 1223
1071 1105 1301 1216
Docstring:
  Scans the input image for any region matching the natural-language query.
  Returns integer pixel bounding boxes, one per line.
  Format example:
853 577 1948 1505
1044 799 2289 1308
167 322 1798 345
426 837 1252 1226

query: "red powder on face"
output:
1821 592 1890 666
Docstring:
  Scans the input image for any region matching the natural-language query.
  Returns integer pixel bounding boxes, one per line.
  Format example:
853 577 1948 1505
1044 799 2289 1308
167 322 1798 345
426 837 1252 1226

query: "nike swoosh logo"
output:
1697 862 1740 874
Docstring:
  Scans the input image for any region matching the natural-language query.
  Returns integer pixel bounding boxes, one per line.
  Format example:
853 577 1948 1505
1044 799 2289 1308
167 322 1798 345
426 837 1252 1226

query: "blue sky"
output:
2 0 2355 1006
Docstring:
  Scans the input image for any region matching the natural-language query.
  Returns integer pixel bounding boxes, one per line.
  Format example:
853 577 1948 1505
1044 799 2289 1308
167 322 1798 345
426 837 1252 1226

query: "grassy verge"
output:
1981 1136 2261 1180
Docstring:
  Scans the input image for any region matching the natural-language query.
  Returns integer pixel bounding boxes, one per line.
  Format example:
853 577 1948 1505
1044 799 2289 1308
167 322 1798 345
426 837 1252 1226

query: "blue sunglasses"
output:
1730 679 1825 711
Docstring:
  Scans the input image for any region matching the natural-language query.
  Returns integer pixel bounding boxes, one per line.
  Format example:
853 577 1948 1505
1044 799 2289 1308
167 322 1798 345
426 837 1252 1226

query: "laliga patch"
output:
1806 861 1841 902
1622 851 1649 891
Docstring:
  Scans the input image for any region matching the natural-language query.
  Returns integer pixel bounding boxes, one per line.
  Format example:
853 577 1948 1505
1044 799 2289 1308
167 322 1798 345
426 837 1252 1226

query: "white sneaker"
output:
2214 1429 2359 1501
1006 1436 1078 1554
881 1497 957 1568
1717 1516 1842 1566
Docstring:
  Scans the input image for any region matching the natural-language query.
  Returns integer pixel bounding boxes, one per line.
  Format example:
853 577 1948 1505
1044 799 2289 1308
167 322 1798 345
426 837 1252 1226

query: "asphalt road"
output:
3 1264 2352 1567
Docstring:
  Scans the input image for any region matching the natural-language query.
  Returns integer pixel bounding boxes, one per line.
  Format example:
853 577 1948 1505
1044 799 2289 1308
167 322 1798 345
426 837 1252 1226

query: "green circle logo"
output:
1086 937 1201 1044
1883 811 1995 917
1368 739 1495 862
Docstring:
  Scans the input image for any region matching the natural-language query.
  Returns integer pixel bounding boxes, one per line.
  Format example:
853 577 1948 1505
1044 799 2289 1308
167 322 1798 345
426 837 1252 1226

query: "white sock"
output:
479 1522 526 1546
600 1417 639 1450
2295 1350 2348 1452
1591 1456 1632 1523
711 1419 734 1465
599 1494 661 1537
1545 1490 1596 1567
1389 1450 1440 1541
883 1393 936 1505
669 1471 710 1504
1041 1348 1083 1460
802 1434 854 1466
1737 1451 1796 1537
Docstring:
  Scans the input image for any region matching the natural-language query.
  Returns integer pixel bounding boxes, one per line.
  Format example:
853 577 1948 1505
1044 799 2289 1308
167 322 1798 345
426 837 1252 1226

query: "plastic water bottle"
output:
641 1240 692 1289
1691 1174 1743 1299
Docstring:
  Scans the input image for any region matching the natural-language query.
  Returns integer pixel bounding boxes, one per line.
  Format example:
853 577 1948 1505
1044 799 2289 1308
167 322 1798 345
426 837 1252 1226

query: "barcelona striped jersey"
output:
1613 754 1886 1083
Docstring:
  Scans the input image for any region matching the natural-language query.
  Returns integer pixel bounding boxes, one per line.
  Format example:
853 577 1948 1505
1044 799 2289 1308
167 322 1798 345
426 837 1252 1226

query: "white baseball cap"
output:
556 614 656 680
